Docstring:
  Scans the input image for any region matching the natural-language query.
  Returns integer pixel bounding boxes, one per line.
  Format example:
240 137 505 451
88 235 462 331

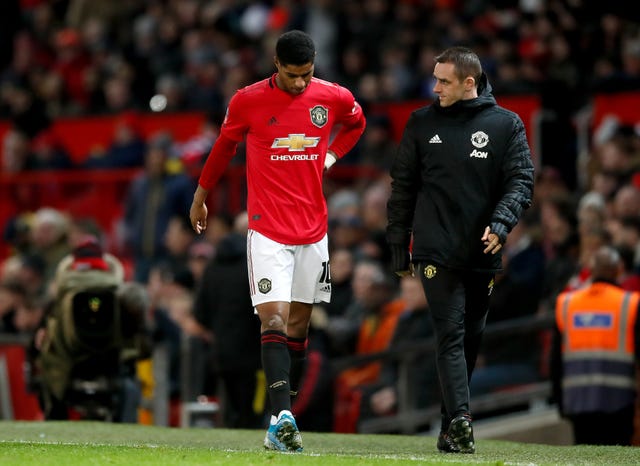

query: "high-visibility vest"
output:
555 282 639 415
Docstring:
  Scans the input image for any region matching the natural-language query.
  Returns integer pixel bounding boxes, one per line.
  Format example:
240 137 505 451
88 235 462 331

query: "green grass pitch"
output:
1 421 639 465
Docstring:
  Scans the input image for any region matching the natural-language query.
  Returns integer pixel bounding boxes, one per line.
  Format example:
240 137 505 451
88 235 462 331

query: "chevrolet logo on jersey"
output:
271 134 320 151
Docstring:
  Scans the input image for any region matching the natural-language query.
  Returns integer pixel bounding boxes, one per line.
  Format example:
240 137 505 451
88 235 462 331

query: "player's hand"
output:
324 151 337 171
390 243 413 277
481 226 502 255
190 202 208 234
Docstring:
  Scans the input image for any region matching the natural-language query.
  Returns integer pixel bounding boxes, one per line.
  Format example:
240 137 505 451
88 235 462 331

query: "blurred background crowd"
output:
1 0 640 435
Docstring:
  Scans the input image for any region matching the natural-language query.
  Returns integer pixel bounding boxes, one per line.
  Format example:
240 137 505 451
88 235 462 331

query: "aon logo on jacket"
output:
470 149 488 158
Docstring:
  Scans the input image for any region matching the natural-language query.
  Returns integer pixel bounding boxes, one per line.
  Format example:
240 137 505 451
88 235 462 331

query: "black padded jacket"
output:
386 75 534 272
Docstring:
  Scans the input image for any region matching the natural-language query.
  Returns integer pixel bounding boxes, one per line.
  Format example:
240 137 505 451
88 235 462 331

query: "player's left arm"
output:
326 87 366 166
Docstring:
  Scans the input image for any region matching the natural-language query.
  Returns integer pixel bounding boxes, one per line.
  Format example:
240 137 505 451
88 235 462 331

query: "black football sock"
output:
287 336 308 399
261 330 291 417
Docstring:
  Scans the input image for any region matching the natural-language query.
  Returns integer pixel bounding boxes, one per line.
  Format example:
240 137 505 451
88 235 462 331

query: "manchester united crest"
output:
424 265 437 279
310 105 328 128
471 131 489 148
258 278 272 294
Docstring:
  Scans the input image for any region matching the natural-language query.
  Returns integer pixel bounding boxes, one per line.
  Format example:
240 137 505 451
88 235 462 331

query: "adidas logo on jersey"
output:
429 134 442 144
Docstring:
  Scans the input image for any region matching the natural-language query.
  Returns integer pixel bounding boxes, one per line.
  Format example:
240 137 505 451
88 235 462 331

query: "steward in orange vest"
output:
552 245 640 445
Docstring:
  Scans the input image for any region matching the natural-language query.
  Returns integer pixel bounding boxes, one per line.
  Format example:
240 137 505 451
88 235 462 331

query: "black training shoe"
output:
437 431 460 453
447 414 475 454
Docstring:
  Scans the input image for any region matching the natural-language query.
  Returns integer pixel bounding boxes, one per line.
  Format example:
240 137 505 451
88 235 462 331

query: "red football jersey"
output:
199 74 365 244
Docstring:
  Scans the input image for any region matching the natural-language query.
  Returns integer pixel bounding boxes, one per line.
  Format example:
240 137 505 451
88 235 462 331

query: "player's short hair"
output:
436 46 482 86
276 30 315 66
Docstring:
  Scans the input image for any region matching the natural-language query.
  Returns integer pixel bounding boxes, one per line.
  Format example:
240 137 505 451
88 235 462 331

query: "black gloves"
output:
389 243 411 275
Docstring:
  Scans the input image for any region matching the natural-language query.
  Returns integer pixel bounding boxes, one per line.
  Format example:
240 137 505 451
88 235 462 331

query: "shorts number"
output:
319 261 331 284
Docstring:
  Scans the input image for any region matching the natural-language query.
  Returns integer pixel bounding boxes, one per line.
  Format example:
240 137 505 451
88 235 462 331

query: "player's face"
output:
432 62 468 107
275 59 314 95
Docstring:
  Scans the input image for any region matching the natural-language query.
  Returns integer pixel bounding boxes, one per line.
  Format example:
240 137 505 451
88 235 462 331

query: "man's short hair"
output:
276 30 315 66
436 46 482 85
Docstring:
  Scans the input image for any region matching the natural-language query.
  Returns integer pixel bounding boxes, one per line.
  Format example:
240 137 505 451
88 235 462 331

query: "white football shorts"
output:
247 229 331 307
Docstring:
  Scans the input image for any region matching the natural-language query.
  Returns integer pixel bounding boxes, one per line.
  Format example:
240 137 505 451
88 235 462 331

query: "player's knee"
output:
263 313 286 331
287 311 309 330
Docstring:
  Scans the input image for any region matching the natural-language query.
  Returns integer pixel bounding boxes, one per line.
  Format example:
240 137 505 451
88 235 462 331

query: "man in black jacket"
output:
192 230 264 429
386 46 534 454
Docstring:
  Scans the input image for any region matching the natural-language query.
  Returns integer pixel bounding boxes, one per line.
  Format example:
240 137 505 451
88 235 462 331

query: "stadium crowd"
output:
1 0 640 441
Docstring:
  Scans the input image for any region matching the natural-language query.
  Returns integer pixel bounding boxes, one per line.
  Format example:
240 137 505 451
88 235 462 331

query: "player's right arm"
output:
189 134 238 234
190 185 209 234
190 92 247 234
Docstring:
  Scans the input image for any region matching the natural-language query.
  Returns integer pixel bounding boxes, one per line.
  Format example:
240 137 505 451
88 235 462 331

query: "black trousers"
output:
219 369 264 429
417 263 494 429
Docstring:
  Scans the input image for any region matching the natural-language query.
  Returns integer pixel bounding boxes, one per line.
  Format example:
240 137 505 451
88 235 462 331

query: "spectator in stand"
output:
29 130 74 171
101 73 140 115
358 275 437 431
162 214 197 276
30 207 71 286
0 81 51 138
319 248 354 319
357 179 393 265
328 189 360 221
201 212 234 253
147 262 195 420
1 214 32 263
0 280 27 333
337 44 369 102
65 217 109 261
185 239 215 285
356 114 397 172
2 123 70 174
327 189 366 254
472 212 546 396
610 216 640 270
13 253 47 301
1 129 35 173
591 37 640 92
577 192 606 238
183 54 224 114
326 259 385 358
532 166 570 208
122 132 194 282
0 0 637 122
332 260 404 433
503 210 546 300
83 113 146 169
560 191 611 292
51 27 92 112
0 1 20 71
361 180 392 238
617 245 640 292
538 194 580 309
329 215 366 255
2 292 44 336
155 74 188 113
190 223 264 429
593 133 638 194
564 224 611 293
612 183 640 220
